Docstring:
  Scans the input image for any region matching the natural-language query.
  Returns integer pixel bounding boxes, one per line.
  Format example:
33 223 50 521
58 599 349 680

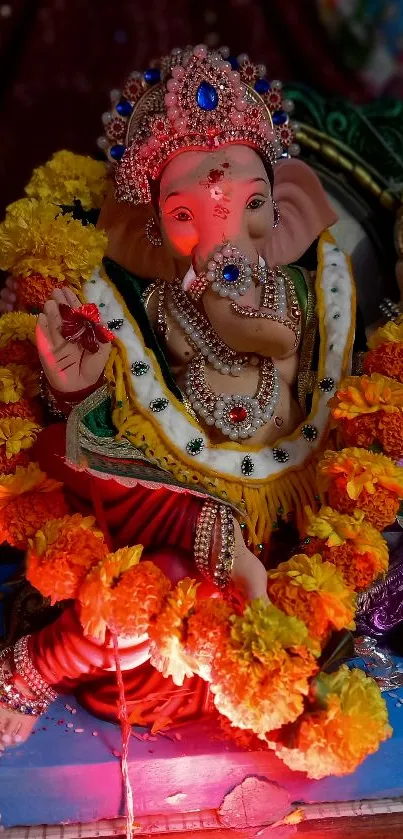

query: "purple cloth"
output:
356 531 403 638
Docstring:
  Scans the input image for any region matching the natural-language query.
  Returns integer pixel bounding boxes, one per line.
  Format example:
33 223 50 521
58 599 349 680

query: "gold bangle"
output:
211 504 235 590
194 500 219 579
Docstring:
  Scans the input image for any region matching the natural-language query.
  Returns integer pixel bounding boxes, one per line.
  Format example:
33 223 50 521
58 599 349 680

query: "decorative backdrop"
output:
0 0 373 216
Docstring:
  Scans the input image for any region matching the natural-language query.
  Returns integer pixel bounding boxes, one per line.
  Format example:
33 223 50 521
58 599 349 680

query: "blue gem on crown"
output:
196 81 219 111
116 98 133 117
144 67 161 85
222 264 240 283
110 144 126 161
254 79 271 95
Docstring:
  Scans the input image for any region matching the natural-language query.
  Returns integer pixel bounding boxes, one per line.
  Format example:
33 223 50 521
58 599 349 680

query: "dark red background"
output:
0 0 367 216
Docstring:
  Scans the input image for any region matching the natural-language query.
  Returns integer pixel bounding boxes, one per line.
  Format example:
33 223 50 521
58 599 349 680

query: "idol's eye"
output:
246 196 266 211
171 208 193 222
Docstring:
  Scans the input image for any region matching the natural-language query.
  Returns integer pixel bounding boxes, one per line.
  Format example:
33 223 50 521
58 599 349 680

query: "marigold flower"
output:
0 340 40 369
0 364 39 404
338 414 378 449
0 398 43 424
304 506 388 590
368 317 403 350
0 312 37 347
377 410 403 460
0 198 107 291
0 416 41 460
275 666 392 778
319 447 403 501
186 599 233 679
149 579 200 686
25 151 109 210
267 554 356 645
210 601 318 739
364 342 403 384
330 373 403 421
0 463 68 549
16 273 65 313
79 547 170 642
27 514 107 604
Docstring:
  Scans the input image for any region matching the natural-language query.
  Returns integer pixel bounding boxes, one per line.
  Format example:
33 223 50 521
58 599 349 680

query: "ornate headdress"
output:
99 45 298 205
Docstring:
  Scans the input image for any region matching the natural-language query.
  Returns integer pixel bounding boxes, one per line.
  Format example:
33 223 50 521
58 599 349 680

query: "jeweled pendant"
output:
229 405 248 423
196 81 219 111
222 264 240 283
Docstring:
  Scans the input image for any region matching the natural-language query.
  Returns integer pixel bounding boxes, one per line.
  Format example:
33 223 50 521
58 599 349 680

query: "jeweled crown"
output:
98 45 298 205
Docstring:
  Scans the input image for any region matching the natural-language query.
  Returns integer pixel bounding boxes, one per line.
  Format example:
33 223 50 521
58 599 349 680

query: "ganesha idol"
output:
0 43 384 761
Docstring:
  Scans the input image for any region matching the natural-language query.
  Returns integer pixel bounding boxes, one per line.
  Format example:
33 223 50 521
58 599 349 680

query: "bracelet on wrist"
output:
194 500 235 589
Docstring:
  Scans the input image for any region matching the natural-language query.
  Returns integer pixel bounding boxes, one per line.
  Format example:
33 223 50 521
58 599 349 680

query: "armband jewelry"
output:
39 370 66 419
194 499 219 579
14 635 58 704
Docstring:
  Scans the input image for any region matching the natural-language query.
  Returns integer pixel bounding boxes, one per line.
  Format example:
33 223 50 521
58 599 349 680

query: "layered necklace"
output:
168 283 280 440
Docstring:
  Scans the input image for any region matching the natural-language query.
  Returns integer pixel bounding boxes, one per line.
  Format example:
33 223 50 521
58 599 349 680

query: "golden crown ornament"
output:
98 45 299 205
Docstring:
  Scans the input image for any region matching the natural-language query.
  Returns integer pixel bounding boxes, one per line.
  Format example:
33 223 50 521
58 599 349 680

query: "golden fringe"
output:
106 349 319 546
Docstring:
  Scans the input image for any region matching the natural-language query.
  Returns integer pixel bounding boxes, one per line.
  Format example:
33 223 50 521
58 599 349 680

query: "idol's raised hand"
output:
36 288 112 394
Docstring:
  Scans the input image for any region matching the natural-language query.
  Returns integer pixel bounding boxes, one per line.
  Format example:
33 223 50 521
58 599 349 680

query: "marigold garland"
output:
0 198 107 292
267 553 356 646
79 548 171 642
0 398 43 424
210 600 319 739
16 273 65 313
148 579 200 686
330 373 403 420
25 151 109 211
26 514 108 604
318 447 403 528
364 342 403 384
0 340 40 369
304 507 388 591
0 462 68 549
274 666 392 779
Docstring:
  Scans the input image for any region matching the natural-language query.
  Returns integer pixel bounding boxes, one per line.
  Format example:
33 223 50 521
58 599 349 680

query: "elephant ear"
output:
264 158 338 267
97 190 177 281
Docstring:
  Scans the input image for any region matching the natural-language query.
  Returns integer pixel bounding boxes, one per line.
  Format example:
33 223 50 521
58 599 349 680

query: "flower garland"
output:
0 198 107 310
25 150 109 211
303 507 388 591
273 665 392 779
0 463 68 549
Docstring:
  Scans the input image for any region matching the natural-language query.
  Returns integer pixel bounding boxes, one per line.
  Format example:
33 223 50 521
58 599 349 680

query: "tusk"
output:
182 265 197 291
258 254 266 267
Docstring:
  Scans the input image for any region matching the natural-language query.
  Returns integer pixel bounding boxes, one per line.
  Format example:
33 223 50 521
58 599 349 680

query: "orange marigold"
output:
210 601 319 739
364 342 403 383
79 548 171 641
0 488 68 549
0 398 43 423
338 414 378 449
377 410 403 460
149 579 200 686
27 514 108 604
0 448 31 474
16 273 64 313
327 481 399 530
186 599 233 678
0 339 39 369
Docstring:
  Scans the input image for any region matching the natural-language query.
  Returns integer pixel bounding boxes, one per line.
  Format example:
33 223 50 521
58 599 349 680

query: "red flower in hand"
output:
59 303 115 354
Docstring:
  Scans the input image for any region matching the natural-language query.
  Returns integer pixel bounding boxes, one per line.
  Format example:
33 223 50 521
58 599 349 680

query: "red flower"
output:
59 303 115 354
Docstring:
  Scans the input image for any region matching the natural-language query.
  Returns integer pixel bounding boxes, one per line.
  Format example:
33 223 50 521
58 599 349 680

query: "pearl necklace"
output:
185 353 280 440
169 282 246 375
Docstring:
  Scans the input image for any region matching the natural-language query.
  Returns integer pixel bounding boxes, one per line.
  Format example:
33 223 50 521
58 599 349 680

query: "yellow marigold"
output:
79 547 170 642
0 416 41 459
318 447 403 501
275 666 392 779
330 373 403 421
305 506 389 568
210 601 318 739
149 579 200 686
0 312 37 347
25 150 109 210
0 463 67 549
368 316 403 350
27 513 108 603
186 599 233 680
0 364 39 404
0 198 107 289
267 553 356 645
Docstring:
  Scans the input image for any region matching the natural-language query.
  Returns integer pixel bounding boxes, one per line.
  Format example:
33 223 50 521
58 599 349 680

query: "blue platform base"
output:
1 677 403 828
